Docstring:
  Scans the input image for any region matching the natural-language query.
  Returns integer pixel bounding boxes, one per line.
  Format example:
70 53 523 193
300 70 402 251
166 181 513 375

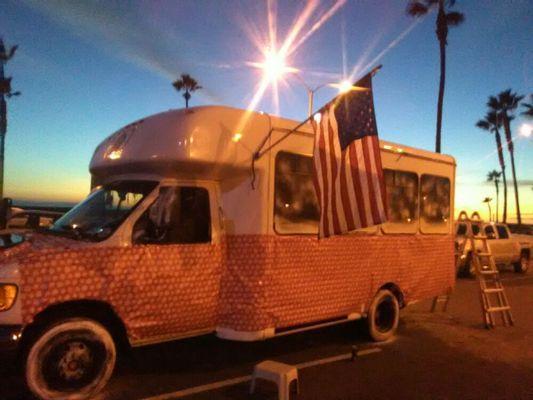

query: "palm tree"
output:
482 197 492 221
487 89 524 224
521 95 533 118
407 0 464 154
172 74 202 109
0 38 20 201
476 111 508 222
487 170 501 222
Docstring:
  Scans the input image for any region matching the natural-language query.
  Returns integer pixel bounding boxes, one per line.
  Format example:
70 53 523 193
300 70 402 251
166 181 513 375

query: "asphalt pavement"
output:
1 271 532 400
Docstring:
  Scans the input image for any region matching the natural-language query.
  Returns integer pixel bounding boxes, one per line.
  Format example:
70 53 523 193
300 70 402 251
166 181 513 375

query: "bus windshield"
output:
49 180 157 241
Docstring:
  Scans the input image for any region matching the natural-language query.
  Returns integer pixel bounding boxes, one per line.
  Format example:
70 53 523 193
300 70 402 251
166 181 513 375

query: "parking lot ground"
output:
1 271 532 399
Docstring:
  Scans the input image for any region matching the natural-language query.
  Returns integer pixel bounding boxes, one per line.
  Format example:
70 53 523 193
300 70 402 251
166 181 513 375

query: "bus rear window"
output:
420 175 451 234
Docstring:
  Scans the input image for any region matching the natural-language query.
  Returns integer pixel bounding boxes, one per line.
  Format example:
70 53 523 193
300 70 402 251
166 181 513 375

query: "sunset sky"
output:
1 0 532 222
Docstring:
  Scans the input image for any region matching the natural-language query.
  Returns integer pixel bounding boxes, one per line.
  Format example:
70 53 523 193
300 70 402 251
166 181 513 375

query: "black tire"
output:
367 289 400 342
514 253 530 274
25 318 116 400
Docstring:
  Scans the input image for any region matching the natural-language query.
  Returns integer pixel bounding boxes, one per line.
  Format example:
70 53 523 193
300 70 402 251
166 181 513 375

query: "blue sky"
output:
1 0 532 221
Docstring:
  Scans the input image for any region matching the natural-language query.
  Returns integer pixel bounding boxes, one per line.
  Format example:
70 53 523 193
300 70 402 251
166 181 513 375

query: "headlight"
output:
0 284 18 311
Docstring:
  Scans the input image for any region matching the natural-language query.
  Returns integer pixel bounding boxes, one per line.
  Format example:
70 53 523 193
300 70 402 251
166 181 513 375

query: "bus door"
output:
128 183 223 339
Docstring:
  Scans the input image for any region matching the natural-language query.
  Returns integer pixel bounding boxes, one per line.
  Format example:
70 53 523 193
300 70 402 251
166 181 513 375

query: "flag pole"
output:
370 64 382 77
252 64 383 161
253 113 316 160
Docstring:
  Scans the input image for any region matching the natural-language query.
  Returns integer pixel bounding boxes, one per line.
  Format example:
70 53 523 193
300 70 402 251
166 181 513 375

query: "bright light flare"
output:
107 149 123 160
288 0 347 56
262 48 289 82
241 0 346 119
348 17 424 84
337 80 352 94
519 123 532 138
330 80 369 94
248 48 298 83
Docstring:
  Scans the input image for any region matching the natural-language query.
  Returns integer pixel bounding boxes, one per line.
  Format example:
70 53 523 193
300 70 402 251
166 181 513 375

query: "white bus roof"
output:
89 105 455 180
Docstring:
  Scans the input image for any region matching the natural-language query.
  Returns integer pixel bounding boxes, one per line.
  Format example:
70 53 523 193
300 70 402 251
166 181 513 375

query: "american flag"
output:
311 72 388 238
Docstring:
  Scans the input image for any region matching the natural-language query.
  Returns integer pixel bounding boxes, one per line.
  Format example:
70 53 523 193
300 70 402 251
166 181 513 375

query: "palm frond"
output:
497 89 524 111
521 102 533 118
476 119 490 131
173 73 202 92
8 45 18 60
476 110 502 132
487 170 501 182
487 95 500 111
486 111 501 127
406 1 428 17
446 11 464 26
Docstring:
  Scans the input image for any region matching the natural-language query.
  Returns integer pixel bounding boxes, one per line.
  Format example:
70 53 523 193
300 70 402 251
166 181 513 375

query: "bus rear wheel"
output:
25 318 116 400
367 289 400 342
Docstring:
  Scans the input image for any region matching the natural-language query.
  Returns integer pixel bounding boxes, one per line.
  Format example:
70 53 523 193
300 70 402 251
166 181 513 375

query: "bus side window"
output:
420 174 451 234
381 169 418 234
274 152 319 235
133 186 211 244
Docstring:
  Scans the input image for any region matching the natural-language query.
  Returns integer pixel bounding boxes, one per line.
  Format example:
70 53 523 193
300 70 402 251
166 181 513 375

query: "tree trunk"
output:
494 130 507 223
435 1 447 154
184 91 191 108
502 114 521 224
501 169 508 223
495 180 499 223
509 150 521 225
0 96 6 201
0 58 5 200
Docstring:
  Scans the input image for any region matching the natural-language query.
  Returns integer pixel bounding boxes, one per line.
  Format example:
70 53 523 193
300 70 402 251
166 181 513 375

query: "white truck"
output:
455 212 530 277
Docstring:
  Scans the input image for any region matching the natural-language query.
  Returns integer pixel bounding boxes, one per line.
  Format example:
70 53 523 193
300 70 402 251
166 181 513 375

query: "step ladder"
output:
467 234 514 328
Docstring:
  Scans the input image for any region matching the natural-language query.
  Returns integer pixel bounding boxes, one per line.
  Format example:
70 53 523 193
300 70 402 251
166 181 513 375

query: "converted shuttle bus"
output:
0 106 455 399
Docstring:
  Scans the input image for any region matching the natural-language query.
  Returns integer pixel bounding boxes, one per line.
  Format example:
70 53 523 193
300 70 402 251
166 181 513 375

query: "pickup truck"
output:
455 218 530 277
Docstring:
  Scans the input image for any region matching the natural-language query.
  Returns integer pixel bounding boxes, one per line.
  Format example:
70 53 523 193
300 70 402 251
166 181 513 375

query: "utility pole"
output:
0 38 20 201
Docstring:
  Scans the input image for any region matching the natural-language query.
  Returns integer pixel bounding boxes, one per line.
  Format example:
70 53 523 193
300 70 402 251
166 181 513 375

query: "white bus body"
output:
0 106 455 399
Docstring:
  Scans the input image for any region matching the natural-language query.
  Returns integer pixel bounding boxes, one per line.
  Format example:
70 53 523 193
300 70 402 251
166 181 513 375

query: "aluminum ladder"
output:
468 233 514 328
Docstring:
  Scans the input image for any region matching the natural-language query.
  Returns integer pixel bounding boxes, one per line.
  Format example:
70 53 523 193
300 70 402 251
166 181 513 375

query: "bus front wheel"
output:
367 289 400 342
25 318 116 400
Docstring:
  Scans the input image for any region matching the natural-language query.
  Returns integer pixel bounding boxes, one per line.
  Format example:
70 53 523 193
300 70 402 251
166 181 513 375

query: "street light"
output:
519 122 532 138
291 74 361 117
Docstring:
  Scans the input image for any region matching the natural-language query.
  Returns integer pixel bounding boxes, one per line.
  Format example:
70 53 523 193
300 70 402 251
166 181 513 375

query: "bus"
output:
0 106 455 399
